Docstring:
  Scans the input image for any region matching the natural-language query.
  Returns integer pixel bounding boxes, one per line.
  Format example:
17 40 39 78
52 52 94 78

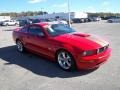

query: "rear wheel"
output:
108 20 113 23
16 40 25 53
15 23 18 26
56 50 76 71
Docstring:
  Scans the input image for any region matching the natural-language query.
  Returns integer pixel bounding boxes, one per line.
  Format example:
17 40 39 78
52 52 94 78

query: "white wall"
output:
74 12 88 18
0 16 11 21
28 12 88 20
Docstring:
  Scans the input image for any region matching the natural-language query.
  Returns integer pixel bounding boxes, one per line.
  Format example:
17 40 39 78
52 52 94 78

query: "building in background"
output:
31 12 88 20
0 16 11 21
17 12 88 21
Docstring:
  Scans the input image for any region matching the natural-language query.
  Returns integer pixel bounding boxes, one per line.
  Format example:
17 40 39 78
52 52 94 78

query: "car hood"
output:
54 32 109 50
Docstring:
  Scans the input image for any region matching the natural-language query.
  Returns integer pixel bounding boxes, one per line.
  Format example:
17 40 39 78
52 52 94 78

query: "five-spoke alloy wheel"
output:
57 50 76 71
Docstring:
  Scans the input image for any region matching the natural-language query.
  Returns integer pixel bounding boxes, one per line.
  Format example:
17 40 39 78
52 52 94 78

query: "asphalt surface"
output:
0 21 120 90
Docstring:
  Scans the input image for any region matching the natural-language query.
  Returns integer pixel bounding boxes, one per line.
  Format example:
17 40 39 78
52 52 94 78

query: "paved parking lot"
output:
0 21 120 90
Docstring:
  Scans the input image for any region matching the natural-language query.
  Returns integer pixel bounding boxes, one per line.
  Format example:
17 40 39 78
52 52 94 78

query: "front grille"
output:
97 45 109 54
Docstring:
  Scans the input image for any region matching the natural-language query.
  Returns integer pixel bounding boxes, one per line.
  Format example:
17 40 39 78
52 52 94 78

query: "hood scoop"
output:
73 33 90 37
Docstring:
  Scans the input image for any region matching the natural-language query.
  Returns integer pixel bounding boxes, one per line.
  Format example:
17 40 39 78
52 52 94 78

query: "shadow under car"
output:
0 45 97 78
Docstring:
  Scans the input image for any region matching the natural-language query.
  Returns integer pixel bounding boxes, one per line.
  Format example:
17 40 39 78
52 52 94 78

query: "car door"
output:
25 25 50 55
9 20 12 25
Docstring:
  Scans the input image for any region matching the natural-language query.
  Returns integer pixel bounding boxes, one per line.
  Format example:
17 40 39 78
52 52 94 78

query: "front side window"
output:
28 26 45 36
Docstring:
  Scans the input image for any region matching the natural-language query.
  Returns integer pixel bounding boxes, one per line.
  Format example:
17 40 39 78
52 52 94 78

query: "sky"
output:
0 0 120 13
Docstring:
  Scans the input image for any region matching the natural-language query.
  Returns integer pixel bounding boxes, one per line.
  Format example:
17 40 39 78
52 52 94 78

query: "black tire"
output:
16 40 25 53
56 50 76 71
6 23 9 26
15 23 18 26
108 20 112 23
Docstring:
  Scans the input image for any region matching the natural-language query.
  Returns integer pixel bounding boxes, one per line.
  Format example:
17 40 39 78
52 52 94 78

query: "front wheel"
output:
56 50 76 71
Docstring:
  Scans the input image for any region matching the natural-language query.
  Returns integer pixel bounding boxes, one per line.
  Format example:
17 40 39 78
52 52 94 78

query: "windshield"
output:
44 24 75 36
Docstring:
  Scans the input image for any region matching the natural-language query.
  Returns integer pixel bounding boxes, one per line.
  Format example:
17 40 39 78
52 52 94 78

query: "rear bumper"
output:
76 48 112 70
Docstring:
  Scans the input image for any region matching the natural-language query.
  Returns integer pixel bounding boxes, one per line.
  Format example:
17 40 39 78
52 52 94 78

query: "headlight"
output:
97 44 109 54
82 50 94 56
82 44 109 56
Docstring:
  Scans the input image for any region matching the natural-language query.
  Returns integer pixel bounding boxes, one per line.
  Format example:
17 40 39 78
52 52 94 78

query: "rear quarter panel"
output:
13 28 24 43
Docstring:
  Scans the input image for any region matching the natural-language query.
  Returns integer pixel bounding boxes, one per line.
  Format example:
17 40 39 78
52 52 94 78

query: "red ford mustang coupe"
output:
13 22 111 71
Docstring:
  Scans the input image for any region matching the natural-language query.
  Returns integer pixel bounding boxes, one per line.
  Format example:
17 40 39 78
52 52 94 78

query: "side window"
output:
28 26 45 36
20 27 28 33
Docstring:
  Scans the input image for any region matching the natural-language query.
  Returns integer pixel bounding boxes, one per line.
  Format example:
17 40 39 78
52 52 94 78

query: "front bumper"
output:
76 48 112 70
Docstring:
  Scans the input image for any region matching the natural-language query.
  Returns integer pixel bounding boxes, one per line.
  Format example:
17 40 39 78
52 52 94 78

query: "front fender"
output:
58 44 80 60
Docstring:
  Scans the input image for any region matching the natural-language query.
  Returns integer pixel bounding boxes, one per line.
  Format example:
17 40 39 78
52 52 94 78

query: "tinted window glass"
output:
20 27 28 33
28 26 44 36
